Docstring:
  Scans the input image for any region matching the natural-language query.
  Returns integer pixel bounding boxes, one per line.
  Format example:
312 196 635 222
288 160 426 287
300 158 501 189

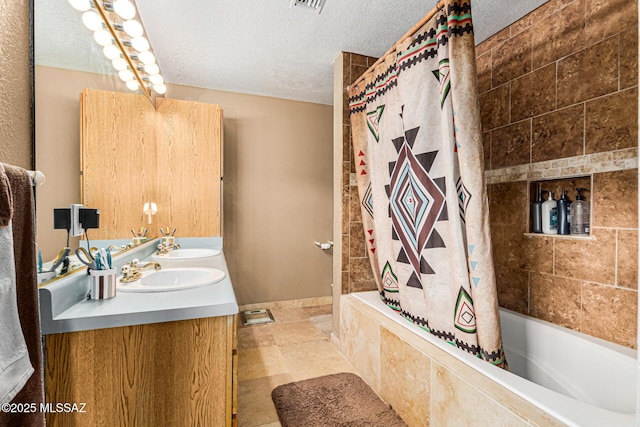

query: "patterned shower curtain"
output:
348 1 506 367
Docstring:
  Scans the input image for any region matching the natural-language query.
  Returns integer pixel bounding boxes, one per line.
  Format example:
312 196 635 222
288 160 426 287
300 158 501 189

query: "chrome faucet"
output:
120 259 162 283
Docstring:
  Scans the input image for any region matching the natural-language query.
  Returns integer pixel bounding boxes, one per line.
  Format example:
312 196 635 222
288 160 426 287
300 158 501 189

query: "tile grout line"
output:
582 102 586 156
614 228 619 287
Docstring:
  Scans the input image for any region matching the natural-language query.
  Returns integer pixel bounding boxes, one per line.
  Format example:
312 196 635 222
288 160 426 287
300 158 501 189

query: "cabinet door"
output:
155 98 222 236
80 89 157 239
45 317 232 426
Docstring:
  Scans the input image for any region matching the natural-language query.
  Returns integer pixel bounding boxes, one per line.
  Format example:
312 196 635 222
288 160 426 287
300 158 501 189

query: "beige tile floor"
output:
237 304 358 427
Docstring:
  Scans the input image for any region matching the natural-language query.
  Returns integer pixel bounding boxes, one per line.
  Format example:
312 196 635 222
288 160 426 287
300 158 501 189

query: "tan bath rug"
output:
271 372 407 426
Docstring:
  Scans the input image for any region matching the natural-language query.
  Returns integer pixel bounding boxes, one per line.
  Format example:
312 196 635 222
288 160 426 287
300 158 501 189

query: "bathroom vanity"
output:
39 239 238 426
38 89 235 425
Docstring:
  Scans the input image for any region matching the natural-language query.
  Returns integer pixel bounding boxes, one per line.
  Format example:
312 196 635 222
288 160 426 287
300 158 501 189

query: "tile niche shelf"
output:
526 175 595 240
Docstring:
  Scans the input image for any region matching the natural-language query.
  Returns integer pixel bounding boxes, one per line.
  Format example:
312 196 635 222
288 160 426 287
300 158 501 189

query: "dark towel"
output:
0 165 11 227
0 164 44 427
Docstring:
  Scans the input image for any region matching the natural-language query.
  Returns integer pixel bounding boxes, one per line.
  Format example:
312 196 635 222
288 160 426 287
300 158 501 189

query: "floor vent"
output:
241 308 275 326
289 0 326 14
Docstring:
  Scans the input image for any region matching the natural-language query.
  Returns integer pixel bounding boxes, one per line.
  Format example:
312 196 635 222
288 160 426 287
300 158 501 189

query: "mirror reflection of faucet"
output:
157 227 180 255
131 227 148 245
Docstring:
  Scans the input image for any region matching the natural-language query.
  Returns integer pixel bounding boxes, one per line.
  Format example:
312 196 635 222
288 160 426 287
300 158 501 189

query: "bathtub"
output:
351 291 637 427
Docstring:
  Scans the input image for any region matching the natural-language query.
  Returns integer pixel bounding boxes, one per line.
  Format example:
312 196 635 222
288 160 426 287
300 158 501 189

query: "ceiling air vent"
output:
289 0 326 14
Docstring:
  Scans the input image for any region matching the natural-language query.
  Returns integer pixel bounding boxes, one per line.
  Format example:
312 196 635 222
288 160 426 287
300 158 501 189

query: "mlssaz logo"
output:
40 402 87 413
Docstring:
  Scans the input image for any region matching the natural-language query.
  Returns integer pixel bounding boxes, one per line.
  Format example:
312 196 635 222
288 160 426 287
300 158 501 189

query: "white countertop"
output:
39 237 238 335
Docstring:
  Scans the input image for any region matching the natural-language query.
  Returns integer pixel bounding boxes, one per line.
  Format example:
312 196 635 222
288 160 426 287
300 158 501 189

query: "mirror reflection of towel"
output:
0 164 44 426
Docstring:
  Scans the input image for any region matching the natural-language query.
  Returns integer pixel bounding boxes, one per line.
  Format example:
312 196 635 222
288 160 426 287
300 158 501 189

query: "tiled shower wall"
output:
339 0 638 348
340 52 377 294
478 0 638 348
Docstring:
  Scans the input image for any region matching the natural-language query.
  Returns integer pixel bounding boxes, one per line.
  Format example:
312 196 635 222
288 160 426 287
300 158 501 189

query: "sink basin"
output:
118 267 226 292
151 248 220 261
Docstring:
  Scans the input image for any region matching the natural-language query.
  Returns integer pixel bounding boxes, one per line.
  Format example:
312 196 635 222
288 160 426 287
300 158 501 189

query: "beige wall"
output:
35 66 121 258
35 66 333 305
0 0 32 168
166 84 333 305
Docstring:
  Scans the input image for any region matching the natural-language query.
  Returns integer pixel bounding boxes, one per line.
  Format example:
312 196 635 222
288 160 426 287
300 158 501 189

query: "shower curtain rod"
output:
350 0 446 88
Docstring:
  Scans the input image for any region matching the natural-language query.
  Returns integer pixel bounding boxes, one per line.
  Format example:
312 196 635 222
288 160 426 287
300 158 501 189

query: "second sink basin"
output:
151 248 222 268
118 267 226 292
151 248 221 261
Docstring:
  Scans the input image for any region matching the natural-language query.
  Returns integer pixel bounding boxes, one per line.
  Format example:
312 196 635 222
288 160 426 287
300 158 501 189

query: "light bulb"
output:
103 44 121 60
153 84 166 95
93 29 113 47
112 58 128 70
143 63 159 75
137 51 155 65
122 19 144 38
82 11 103 31
113 0 136 20
68 0 91 11
126 80 140 91
130 37 149 52
119 69 134 82
149 74 163 85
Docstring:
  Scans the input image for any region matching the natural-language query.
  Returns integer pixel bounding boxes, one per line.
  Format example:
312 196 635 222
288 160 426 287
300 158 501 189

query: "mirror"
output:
35 3 224 285
35 3 119 230
34 0 141 281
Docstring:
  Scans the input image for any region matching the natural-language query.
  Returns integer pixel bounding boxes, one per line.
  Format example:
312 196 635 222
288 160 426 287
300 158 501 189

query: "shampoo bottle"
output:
541 191 558 235
531 184 543 233
570 188 590 235
557 189 571 235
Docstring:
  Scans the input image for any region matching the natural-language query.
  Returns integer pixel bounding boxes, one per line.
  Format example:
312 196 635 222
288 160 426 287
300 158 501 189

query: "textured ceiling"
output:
35 0 548 105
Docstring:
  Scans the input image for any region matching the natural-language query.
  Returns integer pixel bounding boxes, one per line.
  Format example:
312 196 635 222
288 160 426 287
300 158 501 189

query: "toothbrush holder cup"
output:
88 268 117 300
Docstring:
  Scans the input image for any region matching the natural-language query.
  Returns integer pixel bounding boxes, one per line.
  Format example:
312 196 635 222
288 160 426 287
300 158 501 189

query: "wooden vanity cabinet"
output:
154 97 223 237
45 315 238 426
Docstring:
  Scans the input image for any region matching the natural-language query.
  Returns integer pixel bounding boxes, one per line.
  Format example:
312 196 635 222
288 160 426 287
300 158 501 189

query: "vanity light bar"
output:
68 0 166 100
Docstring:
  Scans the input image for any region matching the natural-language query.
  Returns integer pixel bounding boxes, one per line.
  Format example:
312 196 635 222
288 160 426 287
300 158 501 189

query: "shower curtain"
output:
348 0 505 367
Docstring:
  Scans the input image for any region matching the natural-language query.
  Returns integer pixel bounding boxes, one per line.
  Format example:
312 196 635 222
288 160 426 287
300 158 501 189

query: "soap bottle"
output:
531 184 543 233
570 188 590 235
557 189 571 235
541 191 558 235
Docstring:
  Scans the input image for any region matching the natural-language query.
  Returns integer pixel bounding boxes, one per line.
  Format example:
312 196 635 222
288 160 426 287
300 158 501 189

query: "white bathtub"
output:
352 291 637 427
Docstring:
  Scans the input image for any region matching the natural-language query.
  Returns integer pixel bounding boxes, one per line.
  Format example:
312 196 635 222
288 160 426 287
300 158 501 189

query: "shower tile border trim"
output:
485 147 638 184
348 147 637 186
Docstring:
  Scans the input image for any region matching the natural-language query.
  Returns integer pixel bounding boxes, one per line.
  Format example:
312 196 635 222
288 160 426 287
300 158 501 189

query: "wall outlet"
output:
70 203 84 237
